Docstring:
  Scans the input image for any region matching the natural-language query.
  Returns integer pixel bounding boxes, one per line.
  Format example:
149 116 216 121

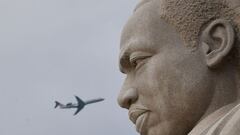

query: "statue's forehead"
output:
134 0 152 12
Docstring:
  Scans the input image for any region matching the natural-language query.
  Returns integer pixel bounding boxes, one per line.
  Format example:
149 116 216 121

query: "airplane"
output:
54 96 104 115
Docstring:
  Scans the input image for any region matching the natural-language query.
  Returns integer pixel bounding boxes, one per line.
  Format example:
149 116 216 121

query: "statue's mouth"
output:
129 105 150 134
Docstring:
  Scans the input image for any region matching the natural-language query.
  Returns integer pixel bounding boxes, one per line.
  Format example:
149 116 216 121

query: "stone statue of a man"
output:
117 0 240 135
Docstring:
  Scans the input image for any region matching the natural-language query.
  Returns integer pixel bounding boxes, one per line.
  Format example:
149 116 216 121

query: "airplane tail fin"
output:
54 101 60 108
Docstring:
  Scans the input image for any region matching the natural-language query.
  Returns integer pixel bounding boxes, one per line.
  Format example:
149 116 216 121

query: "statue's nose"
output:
117 88 138 109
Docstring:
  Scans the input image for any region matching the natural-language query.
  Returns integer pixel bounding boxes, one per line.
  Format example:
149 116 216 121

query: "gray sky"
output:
0 0 139 135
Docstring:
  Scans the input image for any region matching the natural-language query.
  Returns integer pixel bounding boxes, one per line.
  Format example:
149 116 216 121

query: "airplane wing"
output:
74 96 86 115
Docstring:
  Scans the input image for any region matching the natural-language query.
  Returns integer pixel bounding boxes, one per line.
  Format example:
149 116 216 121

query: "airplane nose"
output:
117 88 138 109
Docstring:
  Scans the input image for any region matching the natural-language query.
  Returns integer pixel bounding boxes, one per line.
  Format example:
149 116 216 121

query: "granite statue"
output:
117 0 240 134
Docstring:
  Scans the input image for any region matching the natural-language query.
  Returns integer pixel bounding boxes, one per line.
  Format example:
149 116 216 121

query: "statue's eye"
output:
129 52 152 70
130 57 147 69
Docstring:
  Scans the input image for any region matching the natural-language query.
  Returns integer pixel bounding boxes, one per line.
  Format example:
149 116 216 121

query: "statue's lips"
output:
129 105 150 133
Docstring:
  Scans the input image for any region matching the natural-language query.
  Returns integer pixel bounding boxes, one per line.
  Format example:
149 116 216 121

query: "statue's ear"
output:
200 19 235 68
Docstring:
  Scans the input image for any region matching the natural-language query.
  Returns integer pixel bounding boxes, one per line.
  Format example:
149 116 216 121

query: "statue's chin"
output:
144 121 191 135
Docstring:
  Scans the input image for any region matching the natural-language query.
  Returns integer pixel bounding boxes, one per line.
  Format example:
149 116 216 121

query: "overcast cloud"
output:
0 0 138 135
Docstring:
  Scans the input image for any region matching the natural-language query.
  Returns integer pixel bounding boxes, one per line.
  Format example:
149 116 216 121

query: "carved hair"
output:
159 0 240 49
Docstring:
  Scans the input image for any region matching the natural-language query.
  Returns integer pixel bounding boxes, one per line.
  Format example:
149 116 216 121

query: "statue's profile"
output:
117 0 240 135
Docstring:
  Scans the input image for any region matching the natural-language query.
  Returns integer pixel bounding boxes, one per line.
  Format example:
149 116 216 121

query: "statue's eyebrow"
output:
134 0 151 12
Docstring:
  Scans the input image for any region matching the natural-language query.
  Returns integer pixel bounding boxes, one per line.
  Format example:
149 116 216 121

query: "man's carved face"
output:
118 1 215 135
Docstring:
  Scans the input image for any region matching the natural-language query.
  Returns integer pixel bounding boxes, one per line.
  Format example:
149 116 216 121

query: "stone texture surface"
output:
117 0 240 135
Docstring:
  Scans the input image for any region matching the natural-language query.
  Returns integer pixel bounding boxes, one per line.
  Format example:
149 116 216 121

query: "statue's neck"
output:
203 64 239 118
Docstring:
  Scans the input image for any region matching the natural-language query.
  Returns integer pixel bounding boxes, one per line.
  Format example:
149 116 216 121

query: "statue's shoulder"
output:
206 103 240 135
189 103 240 135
